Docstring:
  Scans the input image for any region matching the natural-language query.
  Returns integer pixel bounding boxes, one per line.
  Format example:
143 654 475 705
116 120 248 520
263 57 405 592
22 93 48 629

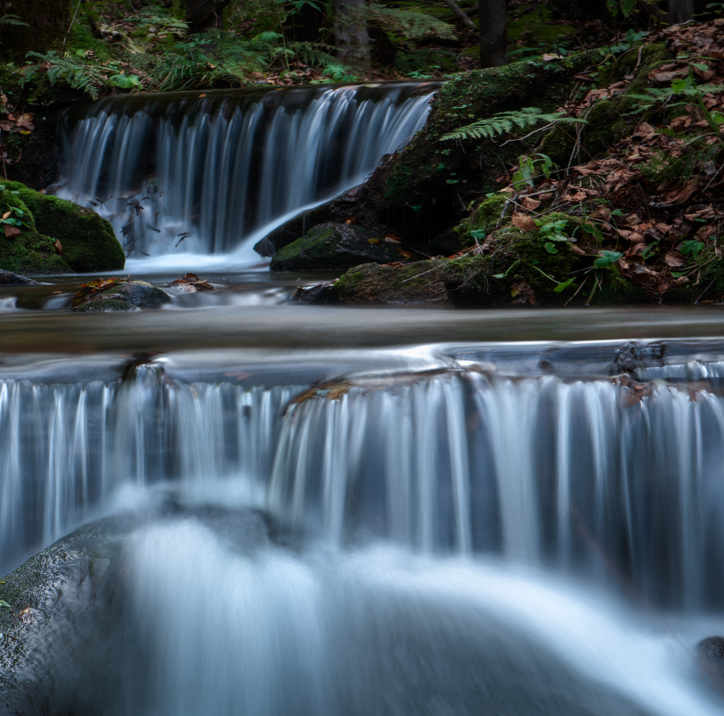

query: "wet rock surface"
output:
270 223 408 272
696 636 724 685
335 261 453 306
0 269 37 285
73 279 171 312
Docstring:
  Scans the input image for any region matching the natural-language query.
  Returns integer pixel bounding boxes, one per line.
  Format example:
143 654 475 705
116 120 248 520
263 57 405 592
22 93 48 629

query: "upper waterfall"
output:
56 83 437 265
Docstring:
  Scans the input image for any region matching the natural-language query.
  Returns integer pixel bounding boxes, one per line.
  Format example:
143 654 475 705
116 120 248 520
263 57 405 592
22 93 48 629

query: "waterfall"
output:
4 351 724 611
56 83 437 261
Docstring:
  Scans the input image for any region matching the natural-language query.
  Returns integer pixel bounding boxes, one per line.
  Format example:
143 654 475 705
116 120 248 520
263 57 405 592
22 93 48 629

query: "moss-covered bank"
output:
0 181 124 274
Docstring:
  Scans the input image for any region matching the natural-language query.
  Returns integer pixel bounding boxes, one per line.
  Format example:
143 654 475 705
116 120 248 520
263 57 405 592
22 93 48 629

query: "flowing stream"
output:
3 82 724 715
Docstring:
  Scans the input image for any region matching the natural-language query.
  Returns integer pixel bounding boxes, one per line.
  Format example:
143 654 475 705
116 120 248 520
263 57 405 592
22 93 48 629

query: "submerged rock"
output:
0 269 37 285
696 636 724 684
73 279 171 312
270 223 408 272
0 181 125 274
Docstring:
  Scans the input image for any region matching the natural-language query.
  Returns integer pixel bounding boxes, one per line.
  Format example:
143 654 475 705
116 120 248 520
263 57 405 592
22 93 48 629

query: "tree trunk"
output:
185 0 232 33
668 0 694 23
479 0 506 68
334 0 370 74
0 0 71 62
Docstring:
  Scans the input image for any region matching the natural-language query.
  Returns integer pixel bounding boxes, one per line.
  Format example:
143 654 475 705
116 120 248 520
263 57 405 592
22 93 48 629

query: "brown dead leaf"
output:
521 197 541 211
384 235 402 243
634 122 657 142
396 246 415 259
664 179 699 204
512 212 537 232
1 211 10 220
3 225 21 239
510 281 536 305
663 251 685 267
0 121 12 132
561 191 588 202
54 239 62 254
696 225 716 240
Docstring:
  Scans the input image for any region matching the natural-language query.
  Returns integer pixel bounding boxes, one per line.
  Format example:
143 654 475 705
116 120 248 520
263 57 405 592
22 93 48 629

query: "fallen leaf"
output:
396 246 415 259
663 251 685 267
664 179 699 204
384 235 402 243
511 212 537 232
54 239 62 254
521 197 541 211
510 281 536 305
2 211 10 220
4 225 21 239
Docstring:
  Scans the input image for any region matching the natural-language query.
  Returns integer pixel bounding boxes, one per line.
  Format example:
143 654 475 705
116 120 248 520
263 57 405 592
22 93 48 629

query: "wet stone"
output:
0 269 37 285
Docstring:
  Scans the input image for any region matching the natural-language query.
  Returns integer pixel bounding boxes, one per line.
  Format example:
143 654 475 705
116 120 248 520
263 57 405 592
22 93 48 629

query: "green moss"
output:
75 298 140 312
0 181 125 272
457 193 507 248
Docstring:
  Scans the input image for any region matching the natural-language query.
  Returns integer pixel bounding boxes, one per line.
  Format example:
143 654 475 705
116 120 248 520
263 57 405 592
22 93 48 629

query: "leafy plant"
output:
537 218 569 253
593 250 622 268
512 153 554 189
441 108 585 142
680 239 705 258
628 70 724 134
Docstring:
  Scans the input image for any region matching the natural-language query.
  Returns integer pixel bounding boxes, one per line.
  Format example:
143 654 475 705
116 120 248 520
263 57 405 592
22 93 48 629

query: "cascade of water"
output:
57 83 437 259
4 359 724 610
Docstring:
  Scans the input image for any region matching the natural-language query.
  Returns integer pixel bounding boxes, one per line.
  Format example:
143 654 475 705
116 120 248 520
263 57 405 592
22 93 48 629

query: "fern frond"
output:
441 107 585 142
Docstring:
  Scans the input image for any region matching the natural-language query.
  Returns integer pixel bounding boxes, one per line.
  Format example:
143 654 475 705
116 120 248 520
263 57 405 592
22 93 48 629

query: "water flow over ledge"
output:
56 83 437 265
5 344 724 613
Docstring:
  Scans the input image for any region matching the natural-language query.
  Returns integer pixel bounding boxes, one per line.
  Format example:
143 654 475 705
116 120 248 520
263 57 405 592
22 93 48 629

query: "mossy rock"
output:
270 223 406 272
336 260 454 305
0 181 125 273
0 186 72 274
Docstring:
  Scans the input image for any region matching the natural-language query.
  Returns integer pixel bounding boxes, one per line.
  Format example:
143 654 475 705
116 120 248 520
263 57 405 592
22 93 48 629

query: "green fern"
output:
22 51 109 100
441 107 585 142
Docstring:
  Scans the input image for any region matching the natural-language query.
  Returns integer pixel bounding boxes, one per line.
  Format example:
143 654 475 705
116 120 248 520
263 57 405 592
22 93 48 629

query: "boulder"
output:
73 279 171 312
335 260 453 305
0 269 37 285
270 223 408 272
0 181 125 274
696 636 724 684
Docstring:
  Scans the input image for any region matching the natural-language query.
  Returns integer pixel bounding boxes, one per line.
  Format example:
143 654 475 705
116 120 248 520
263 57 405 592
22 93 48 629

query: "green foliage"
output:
680 240 705 258
628 70 724 133
440 108 585 142
512 153 554 189
594 250 622 269
19 51 120 100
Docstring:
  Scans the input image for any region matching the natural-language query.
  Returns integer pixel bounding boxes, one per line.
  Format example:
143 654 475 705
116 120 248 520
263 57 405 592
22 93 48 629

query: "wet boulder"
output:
696 636 724 685
269 223 407 272
73 278 171 312
335 260 454 305
0 181 125 273
0 269 37 285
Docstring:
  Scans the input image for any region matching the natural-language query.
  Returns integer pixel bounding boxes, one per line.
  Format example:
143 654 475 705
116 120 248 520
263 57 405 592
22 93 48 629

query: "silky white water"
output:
56 83 436 269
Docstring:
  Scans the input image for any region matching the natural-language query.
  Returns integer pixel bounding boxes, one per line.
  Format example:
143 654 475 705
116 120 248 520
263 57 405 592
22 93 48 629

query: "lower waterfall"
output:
4 347 724 614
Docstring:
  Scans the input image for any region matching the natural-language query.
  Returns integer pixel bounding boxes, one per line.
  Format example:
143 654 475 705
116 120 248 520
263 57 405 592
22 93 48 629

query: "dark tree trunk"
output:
334 0 370 74
479 0 506 68
185 0 232 33
668 0 694 22
0 0 71 62
283 2 325 43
